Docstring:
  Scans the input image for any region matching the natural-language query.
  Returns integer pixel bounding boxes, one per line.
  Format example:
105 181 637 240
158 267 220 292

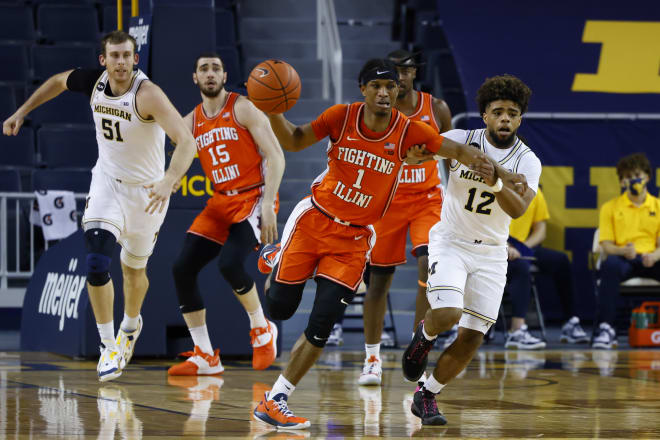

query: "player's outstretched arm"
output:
266 113 319 152
236 97 285 244
2 70 73 136
405 121 488 169
137 81 196 214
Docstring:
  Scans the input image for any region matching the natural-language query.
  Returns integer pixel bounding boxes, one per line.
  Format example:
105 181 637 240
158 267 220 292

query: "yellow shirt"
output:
509 188 550 242
599 192 660 254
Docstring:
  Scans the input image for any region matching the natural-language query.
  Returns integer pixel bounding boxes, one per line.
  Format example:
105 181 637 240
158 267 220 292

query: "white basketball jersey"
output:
431 128 542 245
90 69 165 184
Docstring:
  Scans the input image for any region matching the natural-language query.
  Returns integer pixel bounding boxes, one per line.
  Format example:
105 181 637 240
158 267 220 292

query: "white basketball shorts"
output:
82 168 168 268
426 231 507 334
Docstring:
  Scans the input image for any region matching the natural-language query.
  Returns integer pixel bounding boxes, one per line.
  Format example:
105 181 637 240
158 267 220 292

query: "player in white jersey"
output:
401 74 540 425
2 31 197 382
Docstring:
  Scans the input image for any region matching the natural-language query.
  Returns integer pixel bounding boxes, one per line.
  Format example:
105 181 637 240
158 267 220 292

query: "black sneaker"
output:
402 321 436 382
411 389 447 425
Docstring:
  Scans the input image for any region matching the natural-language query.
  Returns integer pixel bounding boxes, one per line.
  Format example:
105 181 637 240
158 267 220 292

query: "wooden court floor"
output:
1 349 660 439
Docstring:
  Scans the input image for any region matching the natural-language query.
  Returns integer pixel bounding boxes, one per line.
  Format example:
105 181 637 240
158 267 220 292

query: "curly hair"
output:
476 74 532 114
616 153 651 180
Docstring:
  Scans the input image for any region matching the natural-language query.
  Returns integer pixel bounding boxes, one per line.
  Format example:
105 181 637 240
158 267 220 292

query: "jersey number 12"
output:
464 188 495 215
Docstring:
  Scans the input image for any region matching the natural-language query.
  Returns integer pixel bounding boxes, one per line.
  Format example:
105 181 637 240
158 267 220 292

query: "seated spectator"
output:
505 188 588 349
597 153 660 349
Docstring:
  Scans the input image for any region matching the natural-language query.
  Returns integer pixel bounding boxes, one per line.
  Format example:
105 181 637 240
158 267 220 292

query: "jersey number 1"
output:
101 118 123 142
464 188 495 215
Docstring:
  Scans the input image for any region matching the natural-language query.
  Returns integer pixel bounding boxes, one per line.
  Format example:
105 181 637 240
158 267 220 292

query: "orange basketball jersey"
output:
311 102 411 226
193 92 264 193
397 91 442 194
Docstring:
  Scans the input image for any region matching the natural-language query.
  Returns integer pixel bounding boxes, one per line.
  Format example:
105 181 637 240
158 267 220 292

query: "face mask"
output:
628 177 647 196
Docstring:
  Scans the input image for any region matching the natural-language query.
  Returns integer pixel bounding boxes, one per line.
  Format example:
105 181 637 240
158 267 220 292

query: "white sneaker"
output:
326 324 343 346
98 340 124 382
592 322 617 349
560 316 589 343
358 355 382 386
505 325 546 350
443 324 458 349
116 315 143 369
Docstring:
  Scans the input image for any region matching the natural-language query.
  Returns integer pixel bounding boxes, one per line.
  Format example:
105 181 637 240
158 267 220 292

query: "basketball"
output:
247 60 301 114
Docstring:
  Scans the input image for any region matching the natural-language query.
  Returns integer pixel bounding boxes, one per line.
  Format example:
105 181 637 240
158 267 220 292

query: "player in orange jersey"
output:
168 53 284 376
252 58 498 430
358 50 453 386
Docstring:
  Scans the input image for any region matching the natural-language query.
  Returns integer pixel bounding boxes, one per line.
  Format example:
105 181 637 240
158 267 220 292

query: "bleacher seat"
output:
0 169 21 192
0 5 36 43
29 89 93 126
37 125 97 169
32 169 91 193
0 85 16 118
0 128 36 169
0 44 29 83
216 47 242 86
216 9 236 46
102 5 132 33
37 5 100 44
32 45 98 82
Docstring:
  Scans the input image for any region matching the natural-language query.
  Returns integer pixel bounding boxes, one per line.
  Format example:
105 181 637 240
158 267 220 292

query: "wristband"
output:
489 177 503 193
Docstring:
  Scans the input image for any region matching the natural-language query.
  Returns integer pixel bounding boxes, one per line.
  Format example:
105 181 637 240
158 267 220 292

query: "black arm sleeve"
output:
66 68 105 97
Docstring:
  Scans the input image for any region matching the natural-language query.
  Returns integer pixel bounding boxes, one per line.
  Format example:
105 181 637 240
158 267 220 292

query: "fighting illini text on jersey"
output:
311 103 411 226
397 91 442 194
193 92 264 194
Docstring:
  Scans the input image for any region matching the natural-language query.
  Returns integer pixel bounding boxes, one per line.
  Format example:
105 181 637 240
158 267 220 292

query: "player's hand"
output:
622 243 637 260
457 143 489 170
507 245 521 261
260 203 278 244
144 177 176 214
504 173 528 196
2 112 25 136
471 156 496 186
405 144 434 165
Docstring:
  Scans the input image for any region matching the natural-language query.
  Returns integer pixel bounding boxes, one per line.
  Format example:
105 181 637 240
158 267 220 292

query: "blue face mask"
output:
628 177 646 196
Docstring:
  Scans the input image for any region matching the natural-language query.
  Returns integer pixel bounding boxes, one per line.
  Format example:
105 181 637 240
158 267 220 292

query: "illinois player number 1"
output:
353 169 365 189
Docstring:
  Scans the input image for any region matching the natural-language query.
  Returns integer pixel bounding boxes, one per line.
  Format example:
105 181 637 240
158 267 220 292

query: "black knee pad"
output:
218 256 254 294
415 245 429 257
265 278 304 321
172 253 205 314
84 229 115 286
304 278 355 348
370 264 396 275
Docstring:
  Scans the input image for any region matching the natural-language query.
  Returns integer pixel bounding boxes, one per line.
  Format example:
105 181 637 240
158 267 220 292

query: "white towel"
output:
30 190 78 241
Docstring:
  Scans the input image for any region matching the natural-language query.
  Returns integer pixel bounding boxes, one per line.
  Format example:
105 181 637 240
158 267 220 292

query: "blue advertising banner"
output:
128 15 152 74
437 0 660 113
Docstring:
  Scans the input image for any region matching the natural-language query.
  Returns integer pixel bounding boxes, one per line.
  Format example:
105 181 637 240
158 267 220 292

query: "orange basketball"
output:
247 60 301 114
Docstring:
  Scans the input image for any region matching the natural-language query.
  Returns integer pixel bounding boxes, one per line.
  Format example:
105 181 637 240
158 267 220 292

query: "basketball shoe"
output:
116 315 143 369
258 243 281 274
168 346 224 376
98 339 124 382
410 389 447 425
402 321 436 382
251 320 278 370
505 324 546 350
560 316 589 344
358 355 382 386
254 391 310 429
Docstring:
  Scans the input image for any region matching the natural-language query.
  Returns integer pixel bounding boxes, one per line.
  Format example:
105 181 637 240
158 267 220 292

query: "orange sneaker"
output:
167 346 224 376
251 320 278 370
253 392 310 429
258 243 281 274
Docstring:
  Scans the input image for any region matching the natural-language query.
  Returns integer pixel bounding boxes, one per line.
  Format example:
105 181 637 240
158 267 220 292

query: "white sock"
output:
189 324 214 355
120 313 139 332
365 343 381 360
97 321 115 344
247 305 268 329
269 374 295 401
419 371 428 385
422 323 438 341
422 374 445 394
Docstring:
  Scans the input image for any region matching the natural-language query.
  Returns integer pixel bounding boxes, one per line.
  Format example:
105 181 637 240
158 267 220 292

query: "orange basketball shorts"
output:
273 197 376 291
370 186 442 266
188 187 279 246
